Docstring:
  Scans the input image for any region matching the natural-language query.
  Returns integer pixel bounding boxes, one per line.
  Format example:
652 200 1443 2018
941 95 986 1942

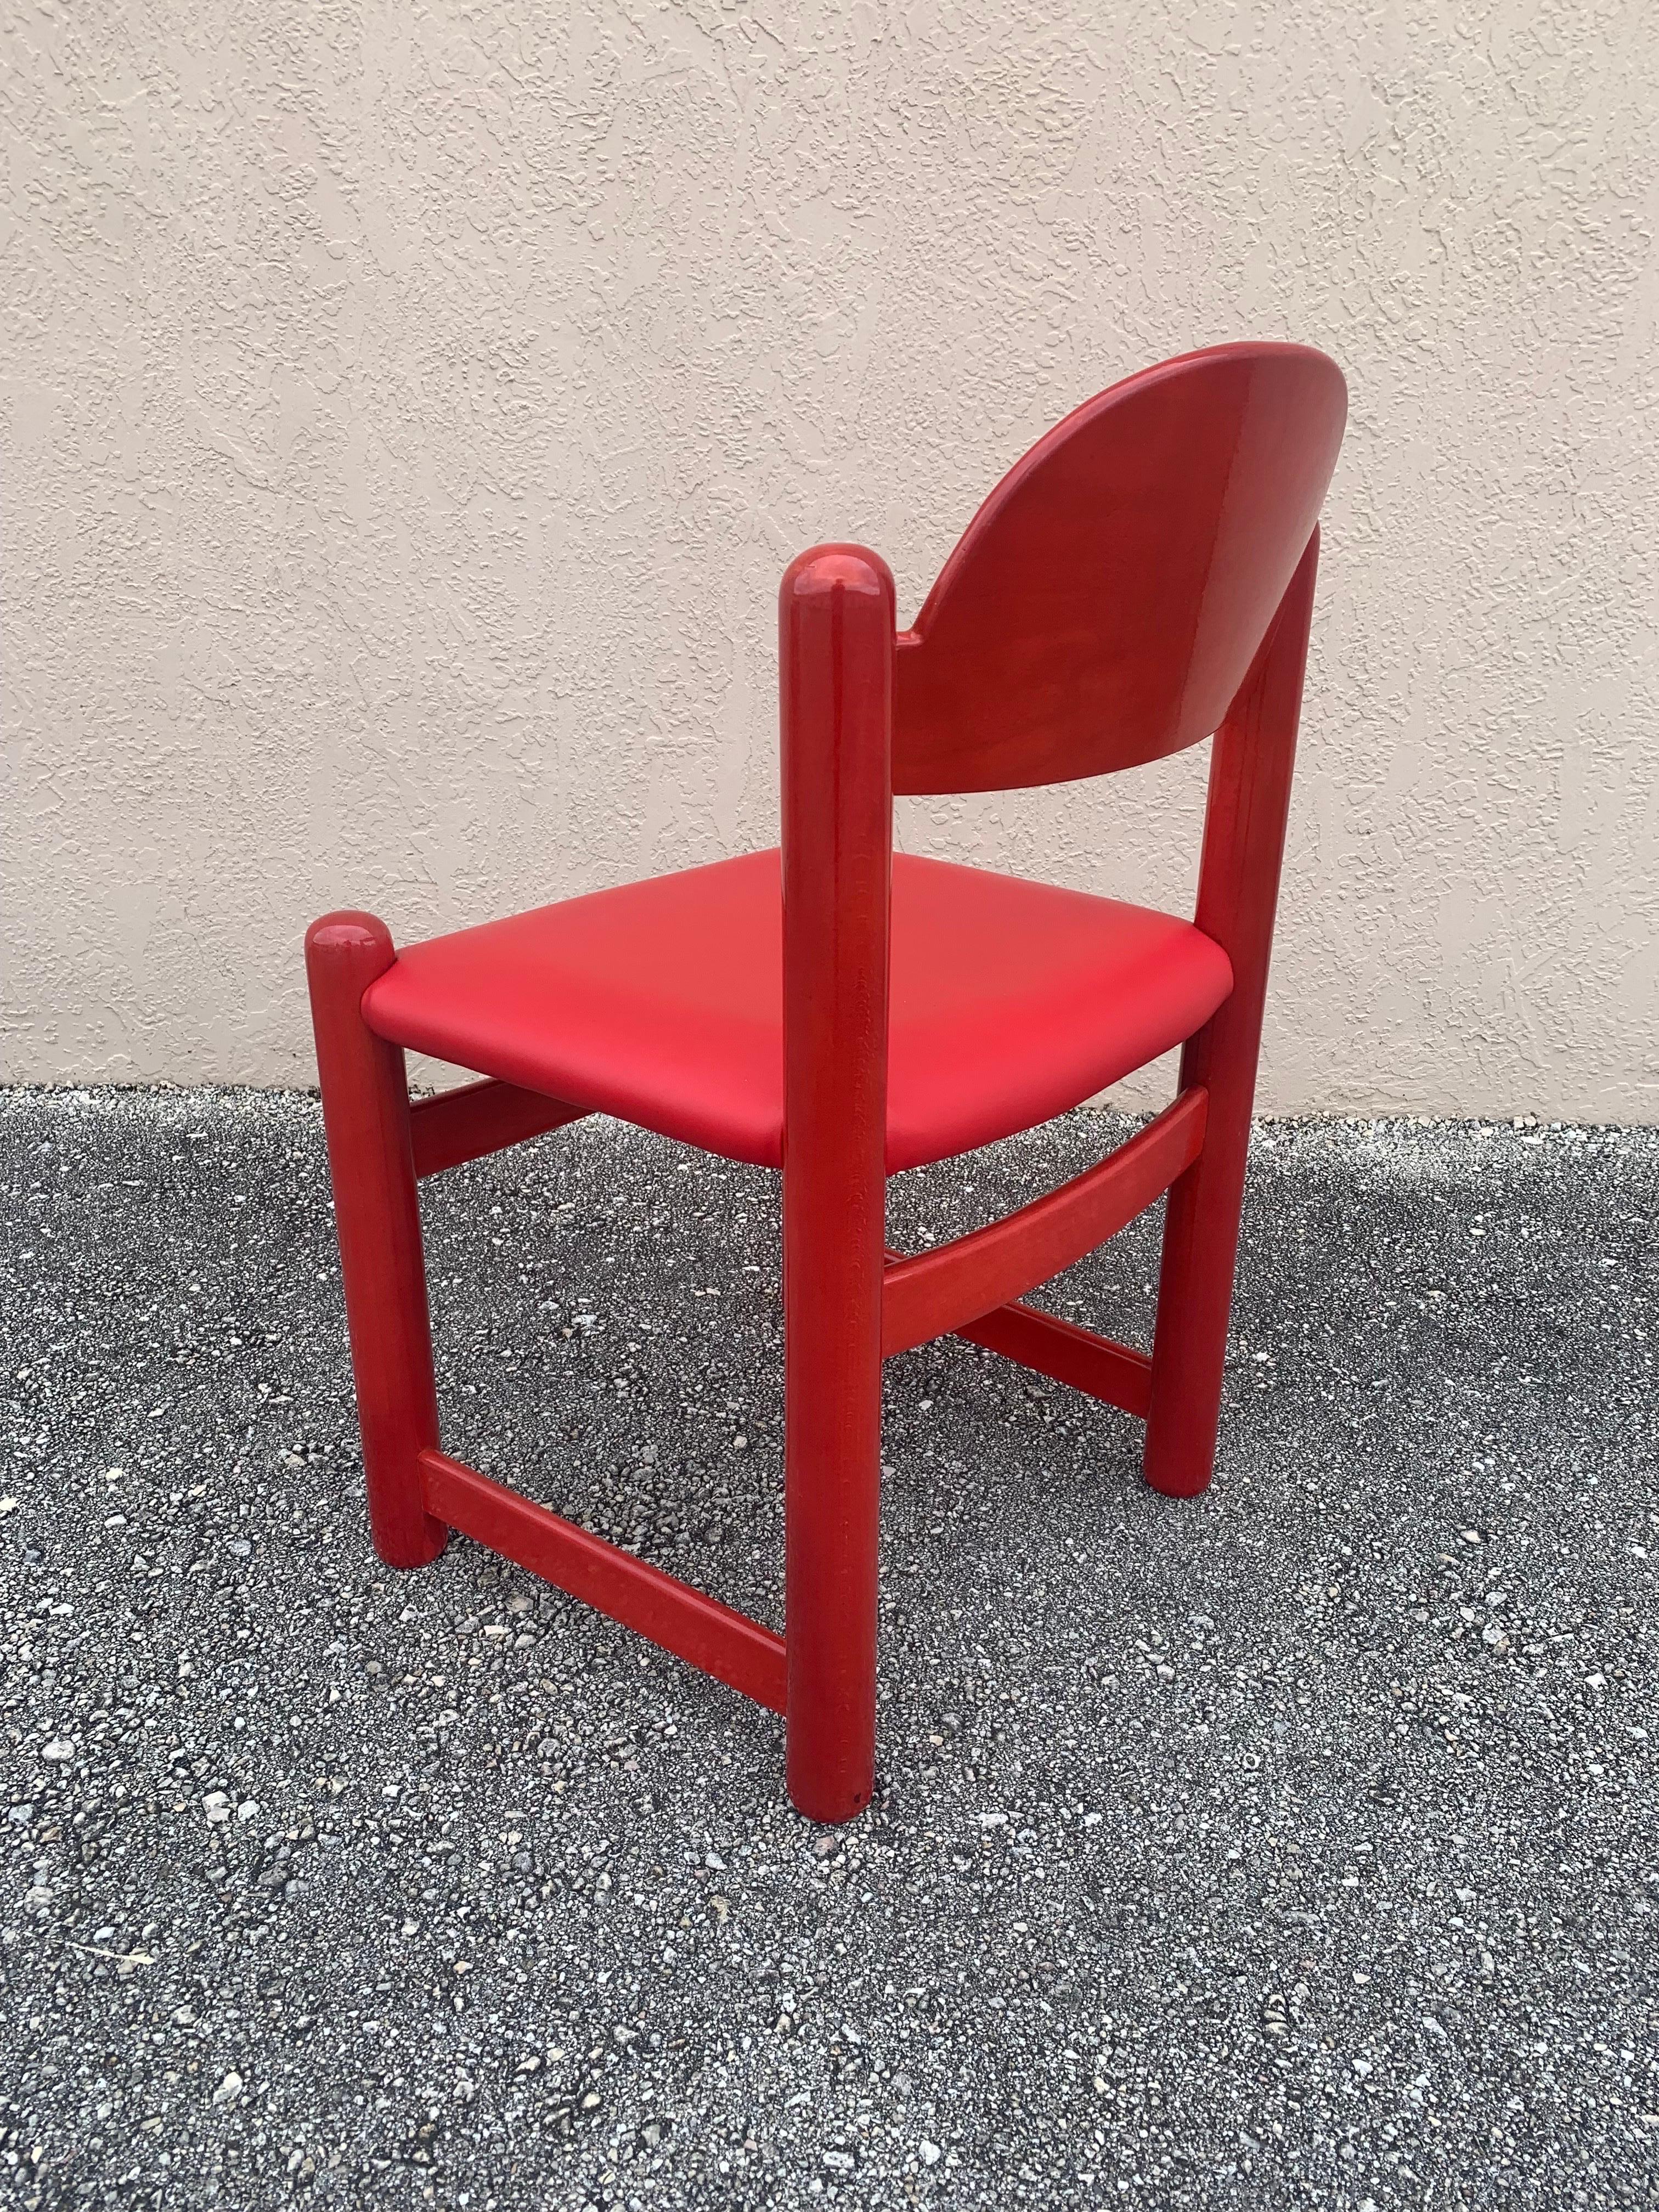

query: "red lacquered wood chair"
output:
306 341 1347 1822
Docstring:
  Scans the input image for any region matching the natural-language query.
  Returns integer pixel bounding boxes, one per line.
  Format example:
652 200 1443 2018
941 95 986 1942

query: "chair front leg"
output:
304 912 448 1570
782 1156 886 1824
778 541 895 1823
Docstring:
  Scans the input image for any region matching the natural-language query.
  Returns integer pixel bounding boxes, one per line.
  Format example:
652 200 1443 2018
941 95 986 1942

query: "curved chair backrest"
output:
893 342 1348 795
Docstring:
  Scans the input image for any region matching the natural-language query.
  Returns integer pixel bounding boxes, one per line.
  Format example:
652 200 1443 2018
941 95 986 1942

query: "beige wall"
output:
5 1 1656 1118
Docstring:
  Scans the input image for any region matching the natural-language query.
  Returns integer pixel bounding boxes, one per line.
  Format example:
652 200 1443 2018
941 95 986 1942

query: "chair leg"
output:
782 1171 885 1825
304 912 448 1570
777 543 894 1822
1144 536 1318 1500
1142 1029 1257 1500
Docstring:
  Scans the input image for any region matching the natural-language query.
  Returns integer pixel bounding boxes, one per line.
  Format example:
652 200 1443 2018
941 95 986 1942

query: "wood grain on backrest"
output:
893 343 1348 796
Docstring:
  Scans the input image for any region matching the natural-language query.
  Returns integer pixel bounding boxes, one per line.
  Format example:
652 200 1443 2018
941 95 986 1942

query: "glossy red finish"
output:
895 342 1346 794
953 1301 1152 1420
363 851 1229 1174
303 914 448 1570
1144 530 1323 1499
421 1449 786 1712
778 545 895 1824
881 1086 1207 1357
882 1245 1155 1414
302 341 1346 1824
410 1078 588 1180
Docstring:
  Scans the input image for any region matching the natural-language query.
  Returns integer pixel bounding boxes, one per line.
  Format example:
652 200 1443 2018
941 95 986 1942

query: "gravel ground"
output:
1 1087 1655 2212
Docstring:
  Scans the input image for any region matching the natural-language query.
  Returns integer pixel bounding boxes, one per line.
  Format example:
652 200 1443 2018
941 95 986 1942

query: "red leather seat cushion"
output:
363 851 1232 1173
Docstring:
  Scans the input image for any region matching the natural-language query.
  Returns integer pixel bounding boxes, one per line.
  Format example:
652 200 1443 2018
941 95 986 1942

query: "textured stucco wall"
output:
5 1 1656 1116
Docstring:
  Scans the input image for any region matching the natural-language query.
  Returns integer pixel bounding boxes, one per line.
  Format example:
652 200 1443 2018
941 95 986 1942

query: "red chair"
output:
306 341 1347 1823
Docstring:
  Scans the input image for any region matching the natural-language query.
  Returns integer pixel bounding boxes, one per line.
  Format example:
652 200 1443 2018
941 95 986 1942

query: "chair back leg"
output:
1142 531 1320 1500
1142 1019 1259 1497
305 912 448 1570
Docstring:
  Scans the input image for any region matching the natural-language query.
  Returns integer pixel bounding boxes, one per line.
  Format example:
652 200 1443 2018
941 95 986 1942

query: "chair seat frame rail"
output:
304 341 1346 1822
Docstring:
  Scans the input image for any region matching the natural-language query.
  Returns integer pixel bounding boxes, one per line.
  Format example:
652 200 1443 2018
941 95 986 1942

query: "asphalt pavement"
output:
2 1088 1655 2209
